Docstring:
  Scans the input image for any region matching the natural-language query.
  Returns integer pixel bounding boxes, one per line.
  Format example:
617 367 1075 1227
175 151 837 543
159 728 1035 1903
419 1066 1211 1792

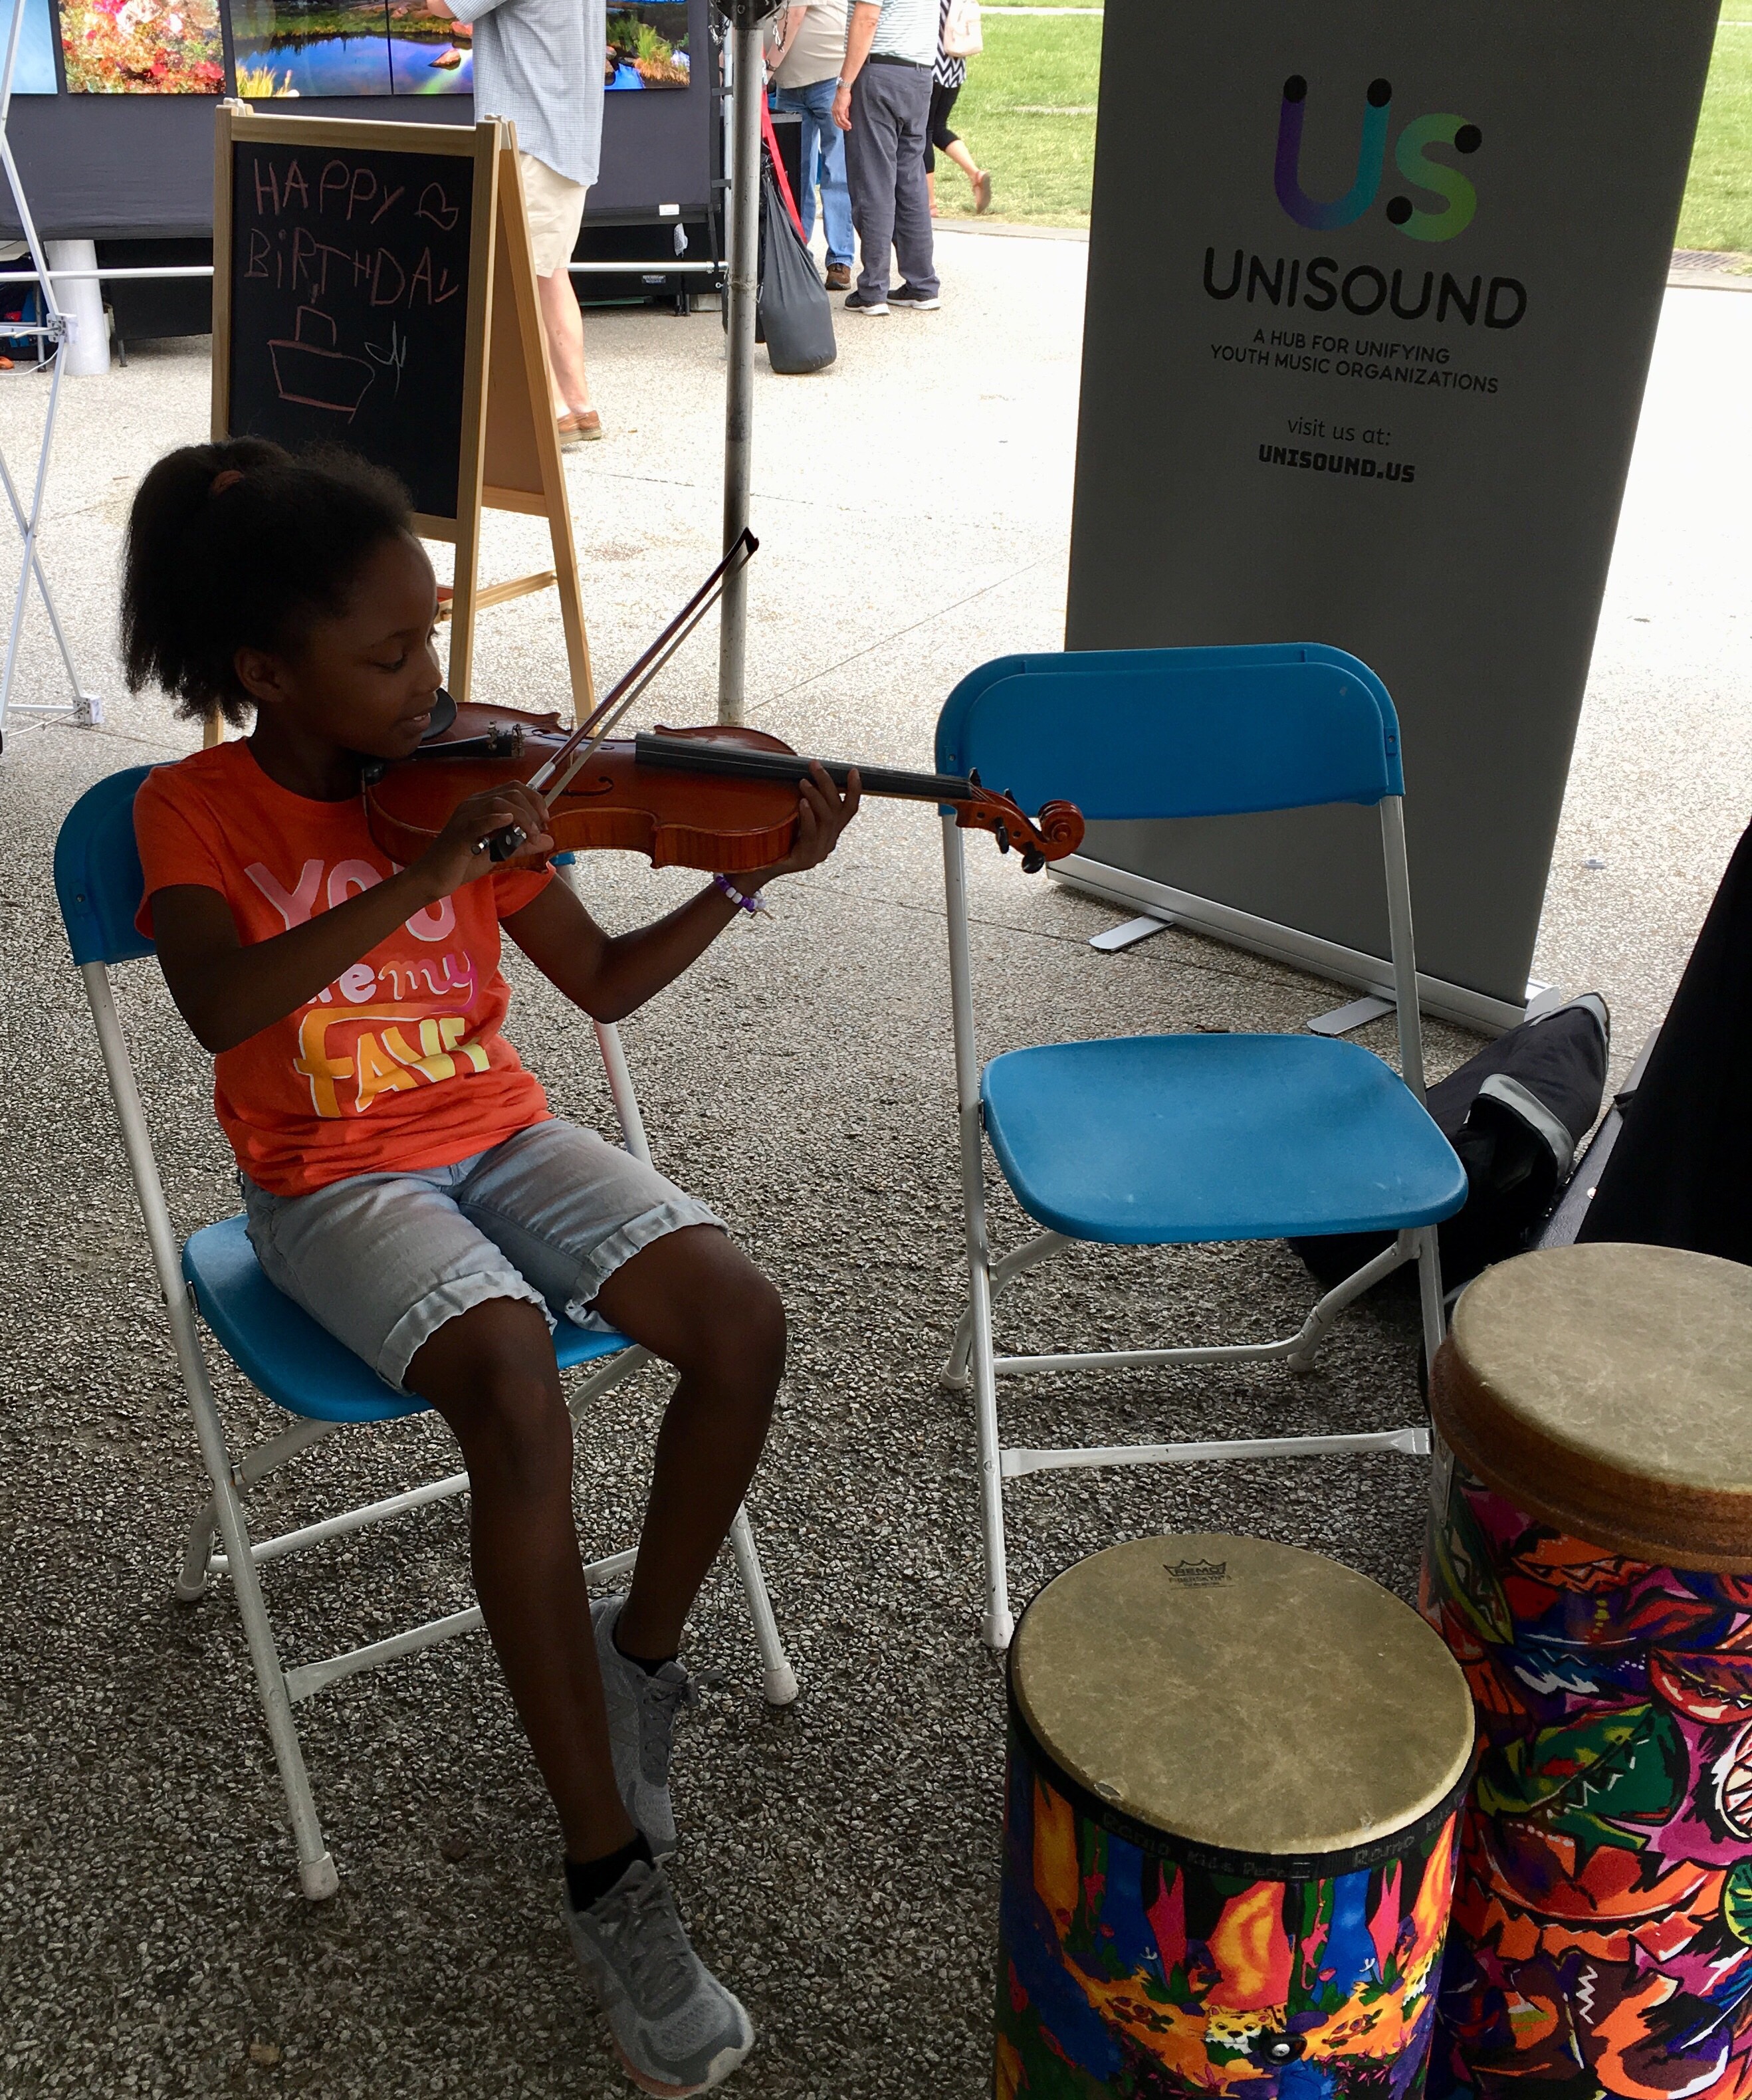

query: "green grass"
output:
1678 20 1752 253
941 13 1752 251
932 13 1101 226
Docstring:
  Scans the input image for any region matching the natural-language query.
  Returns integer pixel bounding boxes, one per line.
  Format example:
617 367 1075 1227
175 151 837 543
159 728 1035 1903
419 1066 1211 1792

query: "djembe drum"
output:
1422 1243 1752 2100
996 1534 1476 2100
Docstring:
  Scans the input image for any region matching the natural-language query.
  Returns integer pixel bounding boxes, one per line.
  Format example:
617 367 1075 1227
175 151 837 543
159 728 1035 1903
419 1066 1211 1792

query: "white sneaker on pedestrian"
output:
842 288 890 315
564 1858 754 2096
888 283 941 310
594 1594 695 1856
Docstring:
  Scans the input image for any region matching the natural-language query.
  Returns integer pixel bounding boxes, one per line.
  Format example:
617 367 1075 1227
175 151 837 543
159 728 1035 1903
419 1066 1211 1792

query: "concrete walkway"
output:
0 229 1745 2097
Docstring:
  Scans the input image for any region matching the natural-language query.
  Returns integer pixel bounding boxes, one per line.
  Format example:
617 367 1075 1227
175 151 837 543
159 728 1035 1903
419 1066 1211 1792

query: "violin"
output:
361 534 1085 876
364 704 1083 874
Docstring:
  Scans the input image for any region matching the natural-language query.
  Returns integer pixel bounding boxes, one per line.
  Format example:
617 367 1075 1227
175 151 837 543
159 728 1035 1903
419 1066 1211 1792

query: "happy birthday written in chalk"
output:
242 155 465 309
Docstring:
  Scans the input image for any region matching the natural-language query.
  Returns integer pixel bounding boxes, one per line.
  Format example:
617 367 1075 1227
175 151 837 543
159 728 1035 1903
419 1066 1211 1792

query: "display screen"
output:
605 2 688 90
1 0 58 93
61 0 225 92
226 0 472 97
55 0 692 98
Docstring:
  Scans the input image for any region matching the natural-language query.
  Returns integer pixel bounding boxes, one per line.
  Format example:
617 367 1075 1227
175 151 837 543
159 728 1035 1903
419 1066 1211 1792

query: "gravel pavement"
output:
1 231 1747 2098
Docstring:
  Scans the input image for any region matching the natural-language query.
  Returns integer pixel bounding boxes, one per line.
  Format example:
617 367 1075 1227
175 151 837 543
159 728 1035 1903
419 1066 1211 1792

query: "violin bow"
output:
483 530 758 861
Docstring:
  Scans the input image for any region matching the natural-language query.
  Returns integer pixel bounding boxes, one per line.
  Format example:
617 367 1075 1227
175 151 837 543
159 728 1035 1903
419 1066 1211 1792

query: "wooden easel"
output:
447 133 594 720
209 108 593 744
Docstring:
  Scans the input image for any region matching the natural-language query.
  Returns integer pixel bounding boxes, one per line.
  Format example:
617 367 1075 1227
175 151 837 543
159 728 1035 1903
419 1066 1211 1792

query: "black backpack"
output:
1290 994 1611 1292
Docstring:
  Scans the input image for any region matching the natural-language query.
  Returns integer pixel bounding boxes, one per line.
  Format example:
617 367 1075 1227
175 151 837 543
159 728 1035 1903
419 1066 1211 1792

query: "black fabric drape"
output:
1579 817 1752 1265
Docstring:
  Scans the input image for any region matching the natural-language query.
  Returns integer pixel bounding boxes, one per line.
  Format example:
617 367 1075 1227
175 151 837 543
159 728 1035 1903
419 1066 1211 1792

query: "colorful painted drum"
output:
996 1534 1476 2100
1421 1243 1752 2100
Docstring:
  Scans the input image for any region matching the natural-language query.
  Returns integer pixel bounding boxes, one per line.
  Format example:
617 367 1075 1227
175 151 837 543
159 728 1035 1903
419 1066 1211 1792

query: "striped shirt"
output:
933 0 964 88
869 0 937 66
449 0 607 190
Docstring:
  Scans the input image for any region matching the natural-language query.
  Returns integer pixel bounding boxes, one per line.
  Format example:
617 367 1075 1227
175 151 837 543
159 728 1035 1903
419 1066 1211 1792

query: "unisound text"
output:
1258 444 1416 482
1204 249 1526 329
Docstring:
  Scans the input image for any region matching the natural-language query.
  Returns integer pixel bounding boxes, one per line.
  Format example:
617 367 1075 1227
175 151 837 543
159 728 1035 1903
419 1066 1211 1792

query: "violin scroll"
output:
953 789 1084 869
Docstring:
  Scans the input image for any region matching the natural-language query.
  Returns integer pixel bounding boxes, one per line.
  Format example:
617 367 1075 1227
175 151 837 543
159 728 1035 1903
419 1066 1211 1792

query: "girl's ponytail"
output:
122 438 412 726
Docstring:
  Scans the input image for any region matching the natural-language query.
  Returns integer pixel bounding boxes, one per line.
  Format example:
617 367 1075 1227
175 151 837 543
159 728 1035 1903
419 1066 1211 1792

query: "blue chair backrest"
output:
934 645 1403 822
55 766 157 967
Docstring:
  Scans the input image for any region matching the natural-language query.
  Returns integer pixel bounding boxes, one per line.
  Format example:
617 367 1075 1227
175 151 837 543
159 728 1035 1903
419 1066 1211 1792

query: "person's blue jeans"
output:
770 78 854 267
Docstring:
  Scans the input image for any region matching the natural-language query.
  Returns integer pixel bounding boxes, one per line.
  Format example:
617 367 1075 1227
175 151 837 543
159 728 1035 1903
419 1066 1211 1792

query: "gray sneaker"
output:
593 1594 695 1855
564 1859 754 2095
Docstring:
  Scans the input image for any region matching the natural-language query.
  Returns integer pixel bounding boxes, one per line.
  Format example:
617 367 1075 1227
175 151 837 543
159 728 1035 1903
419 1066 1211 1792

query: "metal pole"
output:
716 9 765 725
0 0 100 744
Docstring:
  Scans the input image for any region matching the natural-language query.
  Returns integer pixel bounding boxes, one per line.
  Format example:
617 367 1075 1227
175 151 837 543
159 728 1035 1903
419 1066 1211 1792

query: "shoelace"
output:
600 1868 700 2018
637 1671 699 1780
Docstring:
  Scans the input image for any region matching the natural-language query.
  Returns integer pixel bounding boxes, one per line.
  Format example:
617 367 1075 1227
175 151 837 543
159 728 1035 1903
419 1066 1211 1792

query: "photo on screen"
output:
0 0 60 93
385 0 471 95
61 0 223 91
227 0 390 96
605 1 688 90
227 0 473 95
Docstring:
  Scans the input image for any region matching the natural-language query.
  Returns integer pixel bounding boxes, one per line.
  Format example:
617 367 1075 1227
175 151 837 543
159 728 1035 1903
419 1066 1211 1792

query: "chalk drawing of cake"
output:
269 306 376 420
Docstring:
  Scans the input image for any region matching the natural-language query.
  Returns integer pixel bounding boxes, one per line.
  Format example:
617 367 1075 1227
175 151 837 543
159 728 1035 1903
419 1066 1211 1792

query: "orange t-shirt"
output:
134 740 554 1197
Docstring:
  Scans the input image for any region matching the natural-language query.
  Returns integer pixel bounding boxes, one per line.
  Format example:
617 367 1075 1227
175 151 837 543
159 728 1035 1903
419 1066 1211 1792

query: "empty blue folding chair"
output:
936 647 1468 1647
56 766 798 1899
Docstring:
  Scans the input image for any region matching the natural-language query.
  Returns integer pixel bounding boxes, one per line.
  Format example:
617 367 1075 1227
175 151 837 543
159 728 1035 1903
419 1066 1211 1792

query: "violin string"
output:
528 585 719 793
528 533 756 798
536 547 754 803
545 589 732 799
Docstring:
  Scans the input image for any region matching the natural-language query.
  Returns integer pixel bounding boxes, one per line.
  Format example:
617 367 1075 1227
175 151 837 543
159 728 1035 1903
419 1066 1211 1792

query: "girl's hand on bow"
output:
412 783 556 900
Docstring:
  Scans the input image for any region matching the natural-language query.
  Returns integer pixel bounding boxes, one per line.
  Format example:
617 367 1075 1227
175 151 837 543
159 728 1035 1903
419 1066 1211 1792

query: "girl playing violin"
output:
122 437 859 2097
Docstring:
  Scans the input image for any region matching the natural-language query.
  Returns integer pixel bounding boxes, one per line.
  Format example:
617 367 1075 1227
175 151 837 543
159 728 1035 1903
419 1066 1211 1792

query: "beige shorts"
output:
520 152 588 277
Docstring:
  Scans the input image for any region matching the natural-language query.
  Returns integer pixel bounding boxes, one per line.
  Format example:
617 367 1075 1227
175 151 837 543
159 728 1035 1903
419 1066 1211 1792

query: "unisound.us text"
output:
1204 249 1526 329
1258 444 1417 482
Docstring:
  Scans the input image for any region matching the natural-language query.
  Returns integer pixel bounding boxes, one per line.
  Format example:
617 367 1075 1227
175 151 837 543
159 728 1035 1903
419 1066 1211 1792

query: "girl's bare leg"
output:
590 1225 785 1663
407 1297 635 1863
405 1228 782 1859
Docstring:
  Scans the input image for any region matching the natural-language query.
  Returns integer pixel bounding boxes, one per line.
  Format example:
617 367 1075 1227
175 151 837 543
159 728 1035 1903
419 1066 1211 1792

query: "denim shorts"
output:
242 1118 723 1392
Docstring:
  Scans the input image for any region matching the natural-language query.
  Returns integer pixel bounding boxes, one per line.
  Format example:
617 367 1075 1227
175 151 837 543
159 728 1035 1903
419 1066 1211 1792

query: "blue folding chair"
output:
936 647 1468 1647
55 766 798 1899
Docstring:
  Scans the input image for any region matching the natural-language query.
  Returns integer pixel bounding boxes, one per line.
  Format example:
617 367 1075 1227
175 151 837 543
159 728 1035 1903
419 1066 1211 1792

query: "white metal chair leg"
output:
176 1505 220 1603
1283 1231 1418 1372
86 965 337 1900
940 1229 1069 1391
942 814 1018 1651
177 1305 338 1899
726 1505 798 1705
176 1416 338 1600
968 1252 1014 1651
594 1019 653 1166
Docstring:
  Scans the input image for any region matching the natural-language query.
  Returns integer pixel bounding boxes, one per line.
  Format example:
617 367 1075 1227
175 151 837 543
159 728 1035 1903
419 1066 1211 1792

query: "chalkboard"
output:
215 112 494 526
210 107 595 720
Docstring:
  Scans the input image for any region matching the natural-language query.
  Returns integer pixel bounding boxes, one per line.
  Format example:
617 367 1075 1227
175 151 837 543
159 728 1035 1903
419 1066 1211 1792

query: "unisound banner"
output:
1063 2 1716 1027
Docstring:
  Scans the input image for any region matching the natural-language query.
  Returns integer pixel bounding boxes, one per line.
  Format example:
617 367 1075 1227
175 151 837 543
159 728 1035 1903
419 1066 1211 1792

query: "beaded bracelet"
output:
713 872 768 915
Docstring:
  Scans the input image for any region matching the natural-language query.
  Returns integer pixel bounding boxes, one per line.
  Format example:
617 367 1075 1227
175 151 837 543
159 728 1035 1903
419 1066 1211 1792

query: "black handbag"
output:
756 153 836 375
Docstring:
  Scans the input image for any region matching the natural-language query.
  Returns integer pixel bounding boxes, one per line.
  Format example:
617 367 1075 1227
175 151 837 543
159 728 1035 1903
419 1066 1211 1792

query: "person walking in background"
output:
926 0 990 216
429 0 605 445
766 0 856 293
832 0 940 316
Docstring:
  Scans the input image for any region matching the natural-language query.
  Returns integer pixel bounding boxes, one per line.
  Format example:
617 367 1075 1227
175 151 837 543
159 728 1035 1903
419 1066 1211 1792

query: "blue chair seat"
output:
182 1215 631 1425
980 1034 1468 1246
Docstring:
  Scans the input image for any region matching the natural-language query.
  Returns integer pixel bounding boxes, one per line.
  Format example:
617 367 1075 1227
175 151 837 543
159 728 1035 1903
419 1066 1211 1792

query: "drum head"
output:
1434 1243 1752 1568
1010 1534 1474 1870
